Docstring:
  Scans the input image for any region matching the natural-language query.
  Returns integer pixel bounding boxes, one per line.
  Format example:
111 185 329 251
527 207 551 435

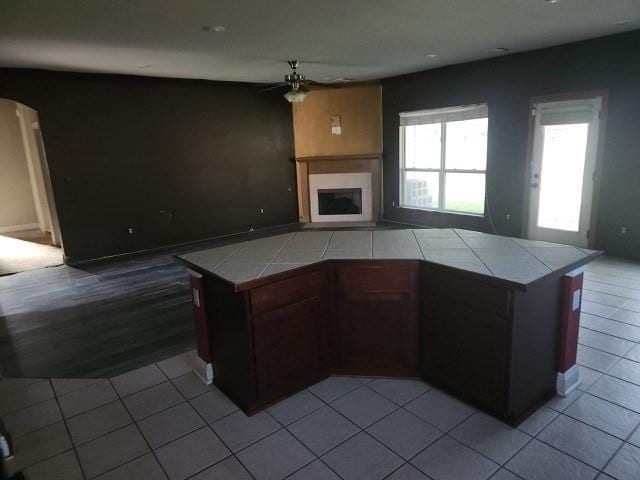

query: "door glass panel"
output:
537 123 589 232
403 171 439 209
444 173 486 214
404 124 441 169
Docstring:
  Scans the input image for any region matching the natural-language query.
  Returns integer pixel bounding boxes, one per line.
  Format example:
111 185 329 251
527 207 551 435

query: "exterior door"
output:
527 97 602 247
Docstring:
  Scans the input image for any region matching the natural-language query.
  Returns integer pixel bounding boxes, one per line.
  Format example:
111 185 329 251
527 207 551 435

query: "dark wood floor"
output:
0 222 404 378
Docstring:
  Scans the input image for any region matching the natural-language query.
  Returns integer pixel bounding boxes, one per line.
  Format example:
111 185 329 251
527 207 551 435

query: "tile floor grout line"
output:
162 365 262 480
580 310 640 329
320 230 335 261
583 278 640 295
561 394 640 441
579 324 640 344
532 410 634 477
105 376 174 480
7 445 80 478
577 339 638 361
583 274 640 290
578 323 639 344
15 378 89 479
584 385 640 415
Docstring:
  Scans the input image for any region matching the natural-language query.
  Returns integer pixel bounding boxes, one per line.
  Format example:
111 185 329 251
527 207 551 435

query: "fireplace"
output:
309 172 372 222
318 188 362 215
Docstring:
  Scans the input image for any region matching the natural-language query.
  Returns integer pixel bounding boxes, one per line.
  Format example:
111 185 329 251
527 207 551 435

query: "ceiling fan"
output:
261 60 342 103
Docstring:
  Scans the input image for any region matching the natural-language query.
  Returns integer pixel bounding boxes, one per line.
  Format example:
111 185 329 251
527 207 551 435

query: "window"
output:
399 104 488 215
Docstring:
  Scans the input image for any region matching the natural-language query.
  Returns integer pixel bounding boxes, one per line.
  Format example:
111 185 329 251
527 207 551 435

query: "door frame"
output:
521 90 609 248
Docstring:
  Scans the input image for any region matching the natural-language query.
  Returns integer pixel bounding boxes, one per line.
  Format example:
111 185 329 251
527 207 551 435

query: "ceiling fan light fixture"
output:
283 89 308 103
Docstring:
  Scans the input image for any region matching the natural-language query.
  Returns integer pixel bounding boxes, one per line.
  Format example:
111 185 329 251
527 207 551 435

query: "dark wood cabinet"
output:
253 294 329 403
249 265 330 407
334 262 419 376
193 256 579 425
422 300 508 415
420 263 510 415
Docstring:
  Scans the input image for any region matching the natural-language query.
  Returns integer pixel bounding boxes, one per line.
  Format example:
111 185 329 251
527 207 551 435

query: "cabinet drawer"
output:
250 266 327 316
422 264 510 317
336 262 417 292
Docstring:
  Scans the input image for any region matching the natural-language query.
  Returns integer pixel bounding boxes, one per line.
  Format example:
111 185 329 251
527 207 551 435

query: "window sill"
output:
397 205 486 219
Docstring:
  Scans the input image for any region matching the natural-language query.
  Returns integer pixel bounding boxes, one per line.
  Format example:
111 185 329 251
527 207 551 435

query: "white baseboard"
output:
193 357 214 385
0 223 40 234
556 365 581 397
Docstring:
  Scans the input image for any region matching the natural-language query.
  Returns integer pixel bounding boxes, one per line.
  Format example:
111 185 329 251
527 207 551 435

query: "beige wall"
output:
0 98 38 229
292 84 382 158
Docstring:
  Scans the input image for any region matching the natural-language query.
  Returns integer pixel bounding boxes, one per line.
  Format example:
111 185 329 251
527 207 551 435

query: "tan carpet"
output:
0 234 63 275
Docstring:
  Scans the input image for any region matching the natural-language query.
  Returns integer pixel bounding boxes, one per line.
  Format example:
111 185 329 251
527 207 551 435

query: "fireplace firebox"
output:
318 188 362 216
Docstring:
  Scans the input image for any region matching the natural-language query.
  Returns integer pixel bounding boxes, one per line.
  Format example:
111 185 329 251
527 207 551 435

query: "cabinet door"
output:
422 298 508 413
252 294 329 404
335 262 419 376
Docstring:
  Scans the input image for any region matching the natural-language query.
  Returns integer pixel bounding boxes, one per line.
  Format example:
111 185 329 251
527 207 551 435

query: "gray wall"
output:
382 30 640 259
0 70 297 262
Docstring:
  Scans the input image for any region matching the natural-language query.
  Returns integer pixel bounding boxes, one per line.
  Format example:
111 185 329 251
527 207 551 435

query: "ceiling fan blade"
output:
257 82 288 93
304 79 342 89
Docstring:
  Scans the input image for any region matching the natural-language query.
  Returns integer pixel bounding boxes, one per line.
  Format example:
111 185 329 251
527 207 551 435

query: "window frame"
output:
398 105 488 216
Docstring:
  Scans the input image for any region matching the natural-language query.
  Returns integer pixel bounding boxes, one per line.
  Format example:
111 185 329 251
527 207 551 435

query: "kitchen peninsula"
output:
176 228 599 425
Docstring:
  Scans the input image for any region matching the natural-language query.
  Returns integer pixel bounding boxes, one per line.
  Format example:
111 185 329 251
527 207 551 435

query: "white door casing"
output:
527 97 602 247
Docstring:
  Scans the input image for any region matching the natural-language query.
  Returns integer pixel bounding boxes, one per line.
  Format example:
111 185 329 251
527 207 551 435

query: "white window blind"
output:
538 99 599 126
399 104 488 126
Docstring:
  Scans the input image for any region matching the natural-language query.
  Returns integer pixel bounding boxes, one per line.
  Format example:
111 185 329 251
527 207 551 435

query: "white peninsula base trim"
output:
194 356 214 385
309 172 372 223
556 364 580 397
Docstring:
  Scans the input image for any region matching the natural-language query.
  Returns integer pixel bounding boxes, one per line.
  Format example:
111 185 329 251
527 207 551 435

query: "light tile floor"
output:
2 256 640 479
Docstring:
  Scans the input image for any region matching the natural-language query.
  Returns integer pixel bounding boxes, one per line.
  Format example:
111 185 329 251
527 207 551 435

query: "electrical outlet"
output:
127 227 134 235
505 213 511 221
260 208 265 214
392 201 396 207
621 226 627 235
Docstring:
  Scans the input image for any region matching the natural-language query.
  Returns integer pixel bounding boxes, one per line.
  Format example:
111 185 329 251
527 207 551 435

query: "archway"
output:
0 98 63 275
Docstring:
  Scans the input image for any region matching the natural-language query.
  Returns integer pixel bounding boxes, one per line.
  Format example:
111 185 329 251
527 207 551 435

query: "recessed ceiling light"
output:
615 20 631 26
425 54 438 58
545 0 559 4
137 64 151 68
202 25 226 32
492 47 511 53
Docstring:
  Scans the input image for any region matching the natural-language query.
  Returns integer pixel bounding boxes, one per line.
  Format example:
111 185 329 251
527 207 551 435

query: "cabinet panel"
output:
252 294 329 404
336 262 415 292
335 262 419 375
421 263 510 317
422 297 508 414
251 267 327 316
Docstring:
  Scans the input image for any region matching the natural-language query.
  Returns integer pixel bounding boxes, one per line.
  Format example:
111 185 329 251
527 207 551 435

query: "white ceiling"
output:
1 0 639 84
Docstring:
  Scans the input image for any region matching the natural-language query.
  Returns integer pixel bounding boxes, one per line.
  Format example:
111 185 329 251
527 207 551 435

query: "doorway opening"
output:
0 98 63 275
525 94 606 248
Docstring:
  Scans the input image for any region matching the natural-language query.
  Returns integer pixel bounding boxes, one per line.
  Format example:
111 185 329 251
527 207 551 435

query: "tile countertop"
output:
176 229 600 289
